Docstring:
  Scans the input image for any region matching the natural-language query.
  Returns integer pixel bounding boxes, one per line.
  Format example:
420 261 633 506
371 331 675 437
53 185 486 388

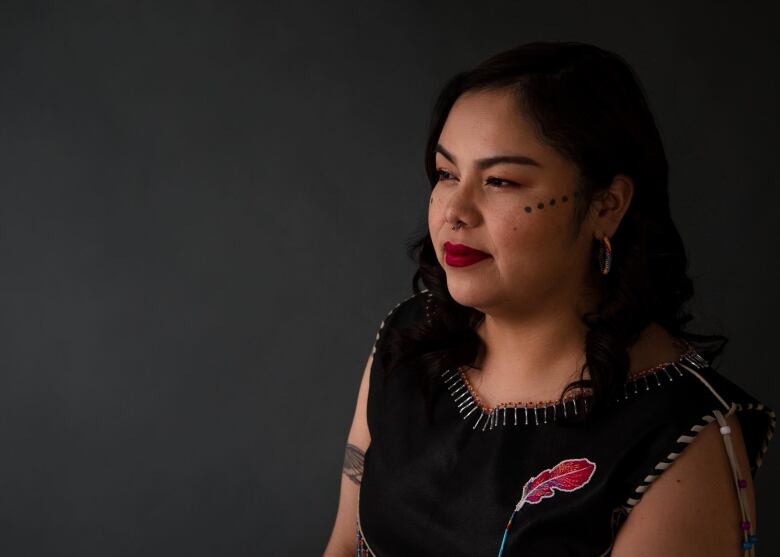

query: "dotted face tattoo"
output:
523 190 578 214
431 190 579 215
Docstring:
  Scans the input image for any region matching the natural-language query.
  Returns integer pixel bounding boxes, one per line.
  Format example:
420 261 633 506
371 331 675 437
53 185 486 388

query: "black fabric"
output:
358 291 775 556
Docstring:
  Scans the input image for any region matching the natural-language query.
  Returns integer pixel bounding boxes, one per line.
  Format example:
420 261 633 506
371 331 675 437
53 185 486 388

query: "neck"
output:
467 298 687 407
469 299 592 403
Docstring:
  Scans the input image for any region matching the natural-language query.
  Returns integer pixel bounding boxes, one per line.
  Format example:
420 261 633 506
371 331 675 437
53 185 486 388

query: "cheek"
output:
495 214 540 256
427 194 447 265
428 190 442 225
427 192 441 243
494 201 570 259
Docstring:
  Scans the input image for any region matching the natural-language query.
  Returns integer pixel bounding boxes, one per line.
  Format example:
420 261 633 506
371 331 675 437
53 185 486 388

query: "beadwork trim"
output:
356 489 377 557
442 344 710 430
356 519 375 557
622 397 776 512
619 379 775 557
370 290 429 358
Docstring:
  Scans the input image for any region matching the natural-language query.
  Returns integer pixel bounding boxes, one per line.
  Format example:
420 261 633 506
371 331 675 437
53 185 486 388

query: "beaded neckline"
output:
441 342 710 430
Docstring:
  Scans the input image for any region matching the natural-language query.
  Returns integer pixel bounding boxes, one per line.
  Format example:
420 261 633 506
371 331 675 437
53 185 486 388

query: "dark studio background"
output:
0 1 777 555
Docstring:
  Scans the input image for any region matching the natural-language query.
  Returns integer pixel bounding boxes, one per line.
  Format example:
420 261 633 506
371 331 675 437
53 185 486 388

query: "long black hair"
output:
380 41 727 425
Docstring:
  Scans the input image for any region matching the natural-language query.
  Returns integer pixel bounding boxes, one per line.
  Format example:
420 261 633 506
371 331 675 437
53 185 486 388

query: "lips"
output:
444 241 491 267
444 242 489 256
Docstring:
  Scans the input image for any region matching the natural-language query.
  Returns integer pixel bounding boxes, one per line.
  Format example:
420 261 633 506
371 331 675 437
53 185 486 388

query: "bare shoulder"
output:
612 411 755 556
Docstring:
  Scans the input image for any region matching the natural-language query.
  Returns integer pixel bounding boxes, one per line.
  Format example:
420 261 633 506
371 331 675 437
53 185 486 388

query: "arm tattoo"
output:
343 443 365 485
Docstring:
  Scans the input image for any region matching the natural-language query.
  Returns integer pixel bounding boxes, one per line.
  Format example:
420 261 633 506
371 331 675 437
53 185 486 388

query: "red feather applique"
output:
497 458 597 556
516 457 597 510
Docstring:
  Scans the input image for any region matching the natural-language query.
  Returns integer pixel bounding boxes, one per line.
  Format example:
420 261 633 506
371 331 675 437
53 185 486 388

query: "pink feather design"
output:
514 457 596 511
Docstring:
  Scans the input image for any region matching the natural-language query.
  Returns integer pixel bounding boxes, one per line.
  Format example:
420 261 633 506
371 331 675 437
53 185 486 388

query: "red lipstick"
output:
444 241 491 267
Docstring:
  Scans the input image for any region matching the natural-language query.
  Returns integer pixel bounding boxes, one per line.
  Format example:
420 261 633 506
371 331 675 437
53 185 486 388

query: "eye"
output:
485 176 516 188
435 169 456 182
435 169 518 188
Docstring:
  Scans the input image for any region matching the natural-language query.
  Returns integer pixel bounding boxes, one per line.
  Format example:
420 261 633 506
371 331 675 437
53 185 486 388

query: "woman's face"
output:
428 88 598 318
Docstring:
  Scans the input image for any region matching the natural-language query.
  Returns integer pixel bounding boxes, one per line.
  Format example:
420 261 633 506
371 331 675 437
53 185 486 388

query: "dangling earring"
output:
598 233 612 275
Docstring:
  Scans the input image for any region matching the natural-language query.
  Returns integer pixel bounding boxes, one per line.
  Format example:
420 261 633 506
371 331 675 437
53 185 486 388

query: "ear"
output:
588 174 634 239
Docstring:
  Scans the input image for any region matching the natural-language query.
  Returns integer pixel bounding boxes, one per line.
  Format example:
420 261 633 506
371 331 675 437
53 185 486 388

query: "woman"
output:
323 41 775 556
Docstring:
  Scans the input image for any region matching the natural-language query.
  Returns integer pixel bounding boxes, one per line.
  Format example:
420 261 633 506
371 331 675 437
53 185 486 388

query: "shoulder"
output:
364 290 432 434
370 289 431 356
613 357 774 492
609 358 774 555
612 409 754 556
668 364 775 478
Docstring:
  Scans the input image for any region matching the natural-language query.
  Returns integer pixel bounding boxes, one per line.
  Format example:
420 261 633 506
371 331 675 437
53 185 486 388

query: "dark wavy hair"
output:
380 41 727 426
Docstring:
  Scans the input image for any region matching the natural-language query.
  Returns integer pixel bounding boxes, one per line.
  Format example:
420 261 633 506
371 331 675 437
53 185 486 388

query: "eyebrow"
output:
436 144 543 169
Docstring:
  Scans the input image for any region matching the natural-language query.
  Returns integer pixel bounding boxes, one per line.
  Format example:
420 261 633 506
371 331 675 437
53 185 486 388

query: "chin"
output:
445 281 495 311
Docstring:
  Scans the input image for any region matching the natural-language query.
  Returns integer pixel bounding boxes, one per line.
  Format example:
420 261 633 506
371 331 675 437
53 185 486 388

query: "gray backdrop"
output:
1 1 777 555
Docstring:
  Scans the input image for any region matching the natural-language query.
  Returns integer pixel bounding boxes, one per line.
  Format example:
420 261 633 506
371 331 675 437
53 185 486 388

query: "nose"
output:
442 179 480 229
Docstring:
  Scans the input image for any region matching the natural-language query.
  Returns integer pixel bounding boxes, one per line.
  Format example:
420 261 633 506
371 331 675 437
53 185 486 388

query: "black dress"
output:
356 290 775 557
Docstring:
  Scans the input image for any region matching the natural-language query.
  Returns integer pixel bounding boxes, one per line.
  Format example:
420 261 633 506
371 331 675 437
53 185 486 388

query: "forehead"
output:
437 89 553 164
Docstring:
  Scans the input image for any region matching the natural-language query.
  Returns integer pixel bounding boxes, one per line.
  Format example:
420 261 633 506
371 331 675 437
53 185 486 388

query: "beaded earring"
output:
598 233 612 275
